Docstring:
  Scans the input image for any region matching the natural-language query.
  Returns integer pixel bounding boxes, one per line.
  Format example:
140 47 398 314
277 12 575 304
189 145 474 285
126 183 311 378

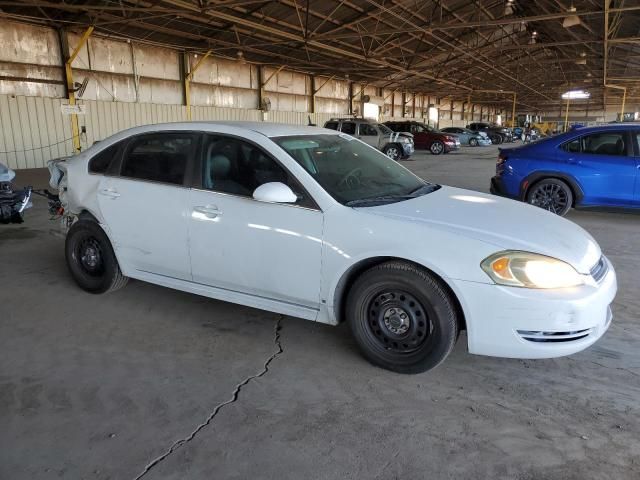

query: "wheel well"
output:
524 176 579 207
79 210 99 223
334 257 467 332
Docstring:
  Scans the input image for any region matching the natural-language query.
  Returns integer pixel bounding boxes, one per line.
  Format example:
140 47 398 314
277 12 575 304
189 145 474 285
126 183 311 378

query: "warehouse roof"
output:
1 0 639 111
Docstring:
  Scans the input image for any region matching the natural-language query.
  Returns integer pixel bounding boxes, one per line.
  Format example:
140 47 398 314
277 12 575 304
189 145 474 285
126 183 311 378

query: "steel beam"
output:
62 25 93 153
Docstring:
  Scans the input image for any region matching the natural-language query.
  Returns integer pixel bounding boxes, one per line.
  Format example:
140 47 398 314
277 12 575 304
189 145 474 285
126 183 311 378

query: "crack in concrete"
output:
133 316 284 480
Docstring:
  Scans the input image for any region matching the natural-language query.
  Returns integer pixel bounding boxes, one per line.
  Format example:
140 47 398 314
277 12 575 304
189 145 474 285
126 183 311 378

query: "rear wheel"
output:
526 178 573 216
383 144 401 161
490 134 503 144
65 220 128 294
430 141 444 155
346 261 459 374
469 137 479 147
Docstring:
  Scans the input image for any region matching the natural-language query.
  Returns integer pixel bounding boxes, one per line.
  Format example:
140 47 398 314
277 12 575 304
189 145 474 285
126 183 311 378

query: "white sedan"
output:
50 122 617 373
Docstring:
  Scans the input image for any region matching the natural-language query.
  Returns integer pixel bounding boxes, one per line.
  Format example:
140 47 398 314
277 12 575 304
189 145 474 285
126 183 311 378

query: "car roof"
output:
565 123 640 134
104 121 335 139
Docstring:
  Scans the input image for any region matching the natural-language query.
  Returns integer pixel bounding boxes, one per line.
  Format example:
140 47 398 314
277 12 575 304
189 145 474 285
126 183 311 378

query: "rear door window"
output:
120 133 197 185
340 122 356 135
581 132 628 156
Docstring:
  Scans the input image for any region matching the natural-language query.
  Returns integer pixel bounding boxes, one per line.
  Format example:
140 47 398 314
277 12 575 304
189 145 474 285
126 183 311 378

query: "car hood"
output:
362 186 601 273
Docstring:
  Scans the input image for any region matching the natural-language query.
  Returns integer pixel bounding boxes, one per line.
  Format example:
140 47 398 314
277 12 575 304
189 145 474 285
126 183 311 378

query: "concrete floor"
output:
2 145 639 480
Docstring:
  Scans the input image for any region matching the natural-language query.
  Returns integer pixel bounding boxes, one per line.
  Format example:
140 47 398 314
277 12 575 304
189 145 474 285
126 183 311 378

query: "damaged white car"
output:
0 162 32 224
50 122 616 373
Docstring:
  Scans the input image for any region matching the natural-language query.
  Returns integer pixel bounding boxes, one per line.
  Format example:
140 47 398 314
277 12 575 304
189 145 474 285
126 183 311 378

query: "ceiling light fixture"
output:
562 89 590 100
563 3 581 28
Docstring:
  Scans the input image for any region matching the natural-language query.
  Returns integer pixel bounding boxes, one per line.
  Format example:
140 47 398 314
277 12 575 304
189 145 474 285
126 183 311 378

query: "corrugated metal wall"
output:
0 94 341 170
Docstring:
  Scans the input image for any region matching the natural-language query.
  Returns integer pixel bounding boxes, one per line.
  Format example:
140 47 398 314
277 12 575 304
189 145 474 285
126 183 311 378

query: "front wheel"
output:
526 178 573 216
430 141 445 155
65 220 129 294
490 135 503 144
383 144 401 161
469 137 479 147
346 262 459 374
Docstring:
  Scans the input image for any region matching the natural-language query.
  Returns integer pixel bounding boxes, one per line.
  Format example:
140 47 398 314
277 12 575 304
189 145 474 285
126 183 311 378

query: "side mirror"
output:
253 182 297 204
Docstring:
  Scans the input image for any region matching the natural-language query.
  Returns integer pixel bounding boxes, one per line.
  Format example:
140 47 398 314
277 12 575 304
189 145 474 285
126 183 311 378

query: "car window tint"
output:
636 132 640 154
359 123 378 136
563 138 581 153
201 135 315 208
324 122 338 130
340 122 356 135
581 132 627 156
411 124 426 133
89 142 120 174
121 133 194 185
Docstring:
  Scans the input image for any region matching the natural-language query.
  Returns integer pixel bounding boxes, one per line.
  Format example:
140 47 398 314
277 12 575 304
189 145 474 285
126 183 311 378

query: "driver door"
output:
187 134 324 318
357 123 380 148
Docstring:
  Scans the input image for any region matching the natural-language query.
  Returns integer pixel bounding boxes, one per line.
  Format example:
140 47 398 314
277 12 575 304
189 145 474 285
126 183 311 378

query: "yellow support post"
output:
620 87 626 120
65 26 93 152
564 97 571 131
185 50 212 121
511 93 517 128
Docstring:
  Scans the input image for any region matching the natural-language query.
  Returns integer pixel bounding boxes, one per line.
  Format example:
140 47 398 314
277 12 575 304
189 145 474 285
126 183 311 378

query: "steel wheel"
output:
527 179 573 216
366 290 433 354
469 137 478 147
75 236 105 277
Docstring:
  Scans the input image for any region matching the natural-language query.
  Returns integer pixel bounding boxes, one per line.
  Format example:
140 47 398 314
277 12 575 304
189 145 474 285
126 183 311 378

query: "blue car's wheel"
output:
526 178 573 216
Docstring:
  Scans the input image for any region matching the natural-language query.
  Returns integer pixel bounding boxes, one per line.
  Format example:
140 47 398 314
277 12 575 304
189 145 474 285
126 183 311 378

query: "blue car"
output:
490 124 640 216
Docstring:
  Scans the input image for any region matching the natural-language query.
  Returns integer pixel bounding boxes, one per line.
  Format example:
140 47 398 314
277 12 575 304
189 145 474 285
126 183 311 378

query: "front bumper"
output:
452 257 617 359
402 143 415 157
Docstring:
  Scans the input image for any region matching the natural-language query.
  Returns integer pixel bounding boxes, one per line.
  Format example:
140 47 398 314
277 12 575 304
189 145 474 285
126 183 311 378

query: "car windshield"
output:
375 123 393 135
274 134 438 206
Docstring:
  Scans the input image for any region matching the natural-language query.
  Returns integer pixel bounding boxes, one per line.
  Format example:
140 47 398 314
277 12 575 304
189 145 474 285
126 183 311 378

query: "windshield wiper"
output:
409 183 439 195
345 194 418 207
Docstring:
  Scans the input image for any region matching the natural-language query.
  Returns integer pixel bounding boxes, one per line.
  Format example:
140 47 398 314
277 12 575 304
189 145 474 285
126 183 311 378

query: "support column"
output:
61 26 93 153
348 81 353 115
310 75 316 114
185 50 212 121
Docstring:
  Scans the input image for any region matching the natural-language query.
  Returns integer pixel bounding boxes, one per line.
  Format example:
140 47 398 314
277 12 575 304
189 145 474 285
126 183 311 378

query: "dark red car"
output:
384 121 460 155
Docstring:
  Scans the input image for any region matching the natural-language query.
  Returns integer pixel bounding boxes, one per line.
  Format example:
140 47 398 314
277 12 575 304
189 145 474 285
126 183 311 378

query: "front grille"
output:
517 328 593 343
590 256 608 283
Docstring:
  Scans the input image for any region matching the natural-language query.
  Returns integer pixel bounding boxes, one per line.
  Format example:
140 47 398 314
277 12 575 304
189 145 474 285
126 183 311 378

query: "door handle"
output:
193 205 222 219
99 188 120 199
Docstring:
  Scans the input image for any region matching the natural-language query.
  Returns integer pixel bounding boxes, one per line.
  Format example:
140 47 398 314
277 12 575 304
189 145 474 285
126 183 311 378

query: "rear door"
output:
559 130 637 206
97 131 197 280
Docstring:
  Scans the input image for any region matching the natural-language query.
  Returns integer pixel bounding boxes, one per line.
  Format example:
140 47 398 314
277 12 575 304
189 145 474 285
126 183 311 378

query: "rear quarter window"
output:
89 143 120 174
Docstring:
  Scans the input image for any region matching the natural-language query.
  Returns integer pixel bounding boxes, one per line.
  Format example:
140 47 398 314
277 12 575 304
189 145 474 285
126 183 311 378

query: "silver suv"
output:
324 118 414 160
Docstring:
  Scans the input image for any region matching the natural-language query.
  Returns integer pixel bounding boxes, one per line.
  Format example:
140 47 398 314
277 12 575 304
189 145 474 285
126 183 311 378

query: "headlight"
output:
481 251 584 289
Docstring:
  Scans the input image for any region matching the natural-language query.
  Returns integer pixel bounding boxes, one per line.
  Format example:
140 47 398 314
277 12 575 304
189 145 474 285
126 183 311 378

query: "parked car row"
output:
323 118 501 160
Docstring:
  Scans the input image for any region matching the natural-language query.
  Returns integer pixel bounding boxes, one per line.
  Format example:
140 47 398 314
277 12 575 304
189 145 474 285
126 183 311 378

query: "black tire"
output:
430 141 445 155
526 178 573 216
65 219 128 294
346 261 459 374
383 144 401 161
469 137 479 147
490 134 503 145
